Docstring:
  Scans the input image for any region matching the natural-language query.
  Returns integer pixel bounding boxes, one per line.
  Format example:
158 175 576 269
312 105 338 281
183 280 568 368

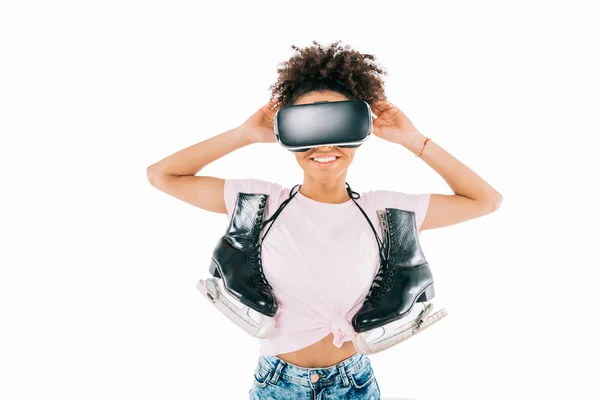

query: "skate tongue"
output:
329 315 355 348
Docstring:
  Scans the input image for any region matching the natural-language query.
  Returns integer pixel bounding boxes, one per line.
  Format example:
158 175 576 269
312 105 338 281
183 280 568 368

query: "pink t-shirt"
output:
223 178 430 356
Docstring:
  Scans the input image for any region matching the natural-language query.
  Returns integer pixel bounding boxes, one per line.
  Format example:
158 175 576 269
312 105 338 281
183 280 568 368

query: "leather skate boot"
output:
208 192 278 317
198 185 301 338
205 184 302 317
351 208 435 332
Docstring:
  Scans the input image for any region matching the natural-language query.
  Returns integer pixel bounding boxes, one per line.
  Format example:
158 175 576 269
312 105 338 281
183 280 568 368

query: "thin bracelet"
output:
416 137 431 158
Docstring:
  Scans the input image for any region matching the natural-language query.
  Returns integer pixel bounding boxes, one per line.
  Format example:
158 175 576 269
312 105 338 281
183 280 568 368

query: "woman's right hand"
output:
239 97 283 143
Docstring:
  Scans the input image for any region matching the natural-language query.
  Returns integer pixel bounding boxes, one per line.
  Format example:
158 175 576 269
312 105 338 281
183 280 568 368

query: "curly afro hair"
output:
269 40 388 108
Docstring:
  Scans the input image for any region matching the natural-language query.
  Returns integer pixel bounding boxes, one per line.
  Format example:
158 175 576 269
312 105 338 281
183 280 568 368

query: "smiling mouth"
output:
310 156 340 166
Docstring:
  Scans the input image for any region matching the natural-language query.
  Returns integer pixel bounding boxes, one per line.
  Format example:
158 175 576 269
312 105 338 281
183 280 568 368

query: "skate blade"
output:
196 278 275 339
353 303 448 355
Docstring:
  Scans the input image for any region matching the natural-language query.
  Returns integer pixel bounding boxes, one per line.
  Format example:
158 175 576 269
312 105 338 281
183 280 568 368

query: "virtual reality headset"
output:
274 99 373 152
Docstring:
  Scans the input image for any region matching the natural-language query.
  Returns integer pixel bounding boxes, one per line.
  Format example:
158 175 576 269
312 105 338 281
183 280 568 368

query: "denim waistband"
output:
256 352 368 388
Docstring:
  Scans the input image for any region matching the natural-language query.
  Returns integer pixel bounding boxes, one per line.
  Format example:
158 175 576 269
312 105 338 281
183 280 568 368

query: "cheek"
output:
295 156 311 168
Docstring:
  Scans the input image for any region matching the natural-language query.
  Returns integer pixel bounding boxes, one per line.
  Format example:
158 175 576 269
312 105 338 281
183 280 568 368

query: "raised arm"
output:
146 98 282 214
146 127 252 214
369 100 503 231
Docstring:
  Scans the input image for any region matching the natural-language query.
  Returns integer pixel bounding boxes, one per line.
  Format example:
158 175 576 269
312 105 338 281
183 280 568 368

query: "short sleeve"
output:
223 178 287 221
365 190 431 232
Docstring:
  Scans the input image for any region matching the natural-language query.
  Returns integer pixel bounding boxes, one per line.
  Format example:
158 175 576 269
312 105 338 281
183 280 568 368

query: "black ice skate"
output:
347 188 448 354
197 187 300 339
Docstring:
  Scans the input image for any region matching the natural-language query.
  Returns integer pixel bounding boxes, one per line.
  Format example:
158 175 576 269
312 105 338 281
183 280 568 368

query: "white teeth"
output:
313 157 337 163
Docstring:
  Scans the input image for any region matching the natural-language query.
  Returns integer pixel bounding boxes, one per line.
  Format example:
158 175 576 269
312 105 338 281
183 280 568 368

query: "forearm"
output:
147 126 253 177
398 132 503 205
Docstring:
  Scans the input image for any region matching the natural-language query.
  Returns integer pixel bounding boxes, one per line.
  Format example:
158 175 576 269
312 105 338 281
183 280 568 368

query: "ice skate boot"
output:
196 192 276 338
196 185 301 339
351 208 448 354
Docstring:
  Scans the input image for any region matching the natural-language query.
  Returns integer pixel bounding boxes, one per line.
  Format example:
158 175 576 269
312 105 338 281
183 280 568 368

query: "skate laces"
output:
345 182 383 251
363 260 390 307
345 182 388 307
259 184 301 242
248 186 301 292
249 243 272 290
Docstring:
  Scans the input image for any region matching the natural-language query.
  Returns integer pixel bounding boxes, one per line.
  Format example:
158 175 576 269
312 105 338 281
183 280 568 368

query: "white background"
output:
1 1 598 399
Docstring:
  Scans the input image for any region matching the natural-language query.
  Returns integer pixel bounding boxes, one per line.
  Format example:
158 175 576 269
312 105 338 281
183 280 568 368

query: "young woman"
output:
147 40 502 399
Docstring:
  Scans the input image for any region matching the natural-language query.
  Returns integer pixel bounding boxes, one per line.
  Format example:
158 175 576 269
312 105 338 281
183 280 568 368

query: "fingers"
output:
266 97 281 111
370 100 390 114
371 100 404 121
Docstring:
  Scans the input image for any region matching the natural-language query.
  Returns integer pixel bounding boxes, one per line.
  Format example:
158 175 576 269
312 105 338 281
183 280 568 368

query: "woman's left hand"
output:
370 100 422 144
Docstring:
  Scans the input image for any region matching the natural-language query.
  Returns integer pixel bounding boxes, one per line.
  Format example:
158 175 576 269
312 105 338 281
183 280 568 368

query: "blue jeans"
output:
249 352 381 399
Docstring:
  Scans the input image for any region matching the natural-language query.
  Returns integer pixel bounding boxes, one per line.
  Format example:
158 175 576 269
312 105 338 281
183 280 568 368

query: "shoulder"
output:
361 189 429 211
224 178 285 196
360 189 431 231
223 178 289 219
